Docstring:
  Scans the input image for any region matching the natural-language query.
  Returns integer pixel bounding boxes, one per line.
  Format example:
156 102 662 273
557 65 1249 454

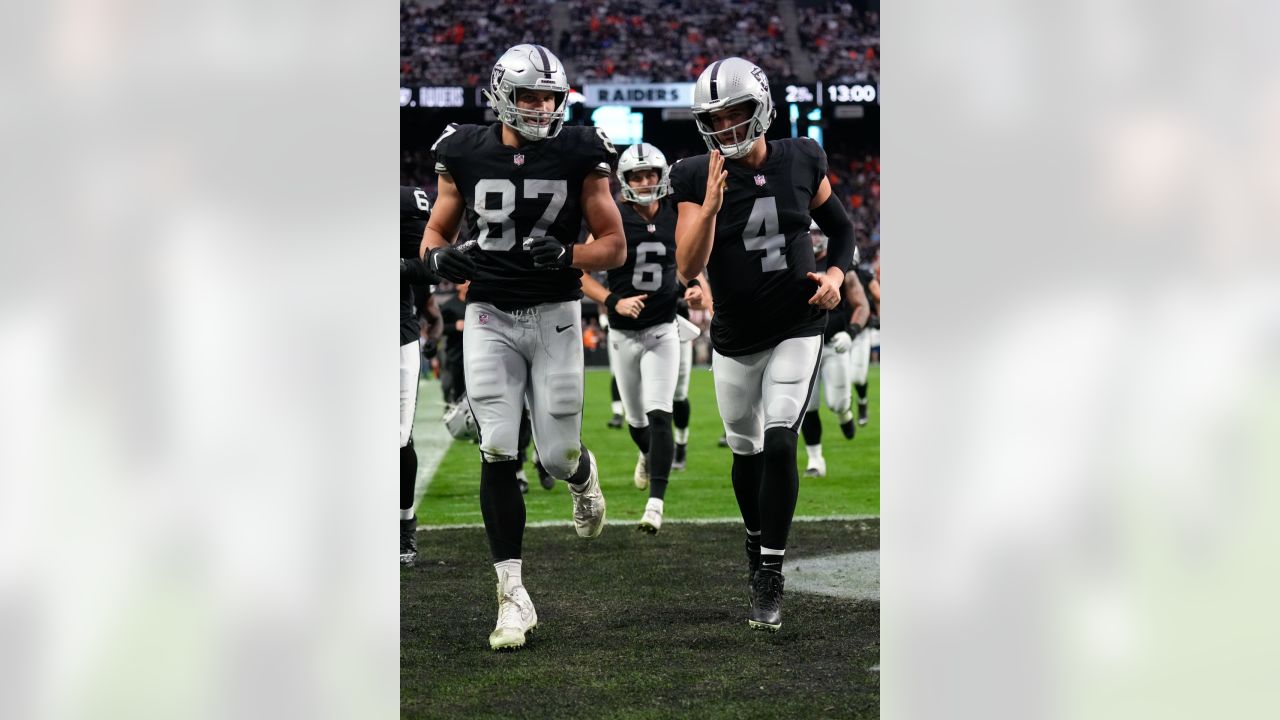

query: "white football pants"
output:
712 334 823 455
463 300 585 479
607 319 680 428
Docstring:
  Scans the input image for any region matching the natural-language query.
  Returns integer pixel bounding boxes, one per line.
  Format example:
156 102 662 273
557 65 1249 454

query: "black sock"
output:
628 423 651 454
646 410 674 500
400 441 417 515
672 398 690 430
516 410 532 463
731 451 764 533
855 382 868 402
479 459 524 561
567 444 592 485
759 427 800 555
745 531 761 573
800 410 822 446
610 377 621 402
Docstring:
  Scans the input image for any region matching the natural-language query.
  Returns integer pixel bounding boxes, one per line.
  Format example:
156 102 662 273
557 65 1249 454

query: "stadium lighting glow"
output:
590 106 644 146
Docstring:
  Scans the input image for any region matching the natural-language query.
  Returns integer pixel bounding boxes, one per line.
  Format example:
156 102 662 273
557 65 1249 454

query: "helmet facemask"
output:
694 100 767 159
621 167 669 205
486 86 568 141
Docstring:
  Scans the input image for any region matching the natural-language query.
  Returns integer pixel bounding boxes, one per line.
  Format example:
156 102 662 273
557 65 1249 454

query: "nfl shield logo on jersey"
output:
478 312 489 325
647 224 656 233
513 154 525 166
754 174 767 186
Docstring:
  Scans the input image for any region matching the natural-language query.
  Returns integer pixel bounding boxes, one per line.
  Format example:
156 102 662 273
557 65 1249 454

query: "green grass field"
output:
418 365 879 525
404 364 879 718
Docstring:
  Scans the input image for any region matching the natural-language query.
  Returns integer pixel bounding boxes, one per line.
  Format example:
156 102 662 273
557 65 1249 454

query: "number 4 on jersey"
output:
742 197 787 272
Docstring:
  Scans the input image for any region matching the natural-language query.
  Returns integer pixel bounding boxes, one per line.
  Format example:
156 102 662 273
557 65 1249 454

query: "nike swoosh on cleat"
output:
556 324 573 333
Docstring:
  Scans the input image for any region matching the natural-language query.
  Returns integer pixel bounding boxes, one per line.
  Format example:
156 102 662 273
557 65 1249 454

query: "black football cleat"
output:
748 569 785 631
607 413 624 429
857 401 869 427
672 442 687 470
400 517 417 567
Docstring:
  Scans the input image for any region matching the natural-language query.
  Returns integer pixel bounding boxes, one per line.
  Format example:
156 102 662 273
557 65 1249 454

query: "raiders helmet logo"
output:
750 66 769 92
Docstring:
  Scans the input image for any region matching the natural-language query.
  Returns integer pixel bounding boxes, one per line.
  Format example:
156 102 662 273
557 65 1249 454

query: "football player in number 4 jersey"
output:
670 57 859 632
419 44 626 652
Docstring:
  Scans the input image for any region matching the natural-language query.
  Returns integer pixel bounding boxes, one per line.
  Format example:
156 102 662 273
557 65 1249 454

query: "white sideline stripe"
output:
419 514 877 532
412 378 451 511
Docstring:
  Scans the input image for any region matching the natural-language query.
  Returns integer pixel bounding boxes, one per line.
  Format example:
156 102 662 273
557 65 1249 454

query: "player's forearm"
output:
811 195 855 271
579 272 612 304
847 274 871 326
419 226 450 260
572 232 625 271
676 213 715 278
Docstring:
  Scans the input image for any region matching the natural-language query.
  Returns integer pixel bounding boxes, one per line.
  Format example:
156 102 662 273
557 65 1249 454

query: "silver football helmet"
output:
691 57 776 159
616 143 671 204
483 44 570 141
442 398 478 442
809 220 828 256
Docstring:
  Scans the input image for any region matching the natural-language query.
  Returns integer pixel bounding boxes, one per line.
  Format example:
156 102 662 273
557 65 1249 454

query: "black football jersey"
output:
669 138 829 356
604 198 679 330
854 266 878 321
401 185 435 346
432 123 618 310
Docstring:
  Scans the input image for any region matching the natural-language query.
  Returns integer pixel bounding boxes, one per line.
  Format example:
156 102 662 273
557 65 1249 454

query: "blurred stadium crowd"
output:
401 0 878 87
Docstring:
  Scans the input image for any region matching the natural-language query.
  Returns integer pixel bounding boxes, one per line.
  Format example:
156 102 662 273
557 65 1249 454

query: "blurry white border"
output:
886 1 1280 718
0 2 397 719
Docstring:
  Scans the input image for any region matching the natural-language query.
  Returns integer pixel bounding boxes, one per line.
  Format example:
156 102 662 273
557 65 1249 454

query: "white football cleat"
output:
638 504 663 535
489 575 538 651
805 455 827 478
633 451 649 489
568 450 606 538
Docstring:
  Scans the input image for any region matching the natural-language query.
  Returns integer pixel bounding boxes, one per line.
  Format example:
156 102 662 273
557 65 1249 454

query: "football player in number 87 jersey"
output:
669 57 859 633
419 43 626 652
580 142 690 535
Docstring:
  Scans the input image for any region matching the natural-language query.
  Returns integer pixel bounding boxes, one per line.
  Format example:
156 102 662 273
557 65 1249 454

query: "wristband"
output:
686 278 701 289
605 294 620 313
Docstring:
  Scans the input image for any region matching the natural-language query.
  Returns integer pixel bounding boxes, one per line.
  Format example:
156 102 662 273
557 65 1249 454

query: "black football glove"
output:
427 245 476 283
525 236 574 269
421 339 438 359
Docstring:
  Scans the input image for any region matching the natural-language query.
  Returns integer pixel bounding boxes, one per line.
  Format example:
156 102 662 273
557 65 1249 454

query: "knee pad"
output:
763 426 798 463
826 389 852 416
544 372 583 418
541 444 583 480
726 433 761 456
765 347 816 426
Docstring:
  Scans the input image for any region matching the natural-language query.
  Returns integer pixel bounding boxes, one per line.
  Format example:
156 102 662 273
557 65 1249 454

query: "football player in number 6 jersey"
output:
670 57 859 633
580 142 685 535
419 43 626 652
